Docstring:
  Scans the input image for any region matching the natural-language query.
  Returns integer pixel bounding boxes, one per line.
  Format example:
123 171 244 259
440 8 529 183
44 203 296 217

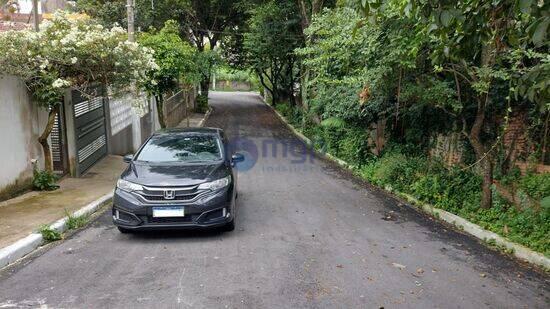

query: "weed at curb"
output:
483 238 515 255
65 210 89 230
39 225 61 243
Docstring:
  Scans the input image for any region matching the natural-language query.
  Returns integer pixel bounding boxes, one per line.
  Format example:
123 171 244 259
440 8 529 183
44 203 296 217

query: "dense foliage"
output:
215 66 259 89
77 0 189 31
243 0 303 105
78 0 246 105
259 0 550 255
139 20 199 128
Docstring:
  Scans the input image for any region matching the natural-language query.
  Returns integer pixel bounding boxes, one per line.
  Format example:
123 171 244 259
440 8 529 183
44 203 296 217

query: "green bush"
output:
275 103 292 118
289 106 304 127
519 173 550 201
410 166 481 213
320 117 346 156
33 170 59 191
195 94 208 113
339 128 371 166
364 151 426 191
472 197 550 256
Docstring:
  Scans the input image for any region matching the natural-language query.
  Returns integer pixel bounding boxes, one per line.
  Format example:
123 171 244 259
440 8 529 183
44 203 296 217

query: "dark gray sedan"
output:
112 127 244 233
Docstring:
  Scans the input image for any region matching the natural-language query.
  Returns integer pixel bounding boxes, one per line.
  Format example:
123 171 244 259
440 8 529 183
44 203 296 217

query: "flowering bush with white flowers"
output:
0 12 158 171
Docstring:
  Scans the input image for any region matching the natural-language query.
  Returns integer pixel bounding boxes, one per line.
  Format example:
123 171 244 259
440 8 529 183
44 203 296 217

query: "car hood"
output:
121 161 229 187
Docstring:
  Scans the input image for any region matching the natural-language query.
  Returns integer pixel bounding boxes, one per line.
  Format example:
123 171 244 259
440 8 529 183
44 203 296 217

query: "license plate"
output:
152 207 184 218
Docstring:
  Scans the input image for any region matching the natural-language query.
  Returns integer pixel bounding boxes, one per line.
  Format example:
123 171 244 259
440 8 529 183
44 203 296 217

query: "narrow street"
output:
0 92 548 308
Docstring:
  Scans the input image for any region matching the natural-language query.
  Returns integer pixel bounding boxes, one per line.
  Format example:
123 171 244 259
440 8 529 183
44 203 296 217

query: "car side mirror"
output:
231 153 244 163
123 154 134 163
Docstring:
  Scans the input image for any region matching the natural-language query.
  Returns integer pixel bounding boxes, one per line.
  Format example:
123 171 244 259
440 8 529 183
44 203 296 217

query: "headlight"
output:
198 175 231 191
117 179 143 192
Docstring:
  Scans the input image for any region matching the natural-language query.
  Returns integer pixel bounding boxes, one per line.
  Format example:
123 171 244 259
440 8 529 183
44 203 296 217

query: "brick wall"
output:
502 111 530 163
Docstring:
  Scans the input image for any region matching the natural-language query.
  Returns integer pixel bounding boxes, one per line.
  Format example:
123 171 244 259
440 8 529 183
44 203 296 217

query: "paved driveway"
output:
0 91 547 308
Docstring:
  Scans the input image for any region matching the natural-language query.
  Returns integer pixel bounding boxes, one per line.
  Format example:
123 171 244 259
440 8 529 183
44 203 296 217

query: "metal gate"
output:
51 109 68 175
72 88 108 175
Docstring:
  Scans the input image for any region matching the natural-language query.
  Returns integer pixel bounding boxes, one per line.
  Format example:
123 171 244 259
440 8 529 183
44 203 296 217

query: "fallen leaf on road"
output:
416 268 424 274
480 273 487 278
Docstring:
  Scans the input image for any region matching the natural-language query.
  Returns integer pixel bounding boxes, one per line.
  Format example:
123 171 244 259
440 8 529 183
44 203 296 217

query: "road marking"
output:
176 267 192 306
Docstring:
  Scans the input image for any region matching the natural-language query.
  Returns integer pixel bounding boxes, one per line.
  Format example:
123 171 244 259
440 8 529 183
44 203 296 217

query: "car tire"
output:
223 219 235 232
118 227 132 234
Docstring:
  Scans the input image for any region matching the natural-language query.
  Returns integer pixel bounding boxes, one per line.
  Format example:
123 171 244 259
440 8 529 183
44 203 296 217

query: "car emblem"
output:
164 190 175 200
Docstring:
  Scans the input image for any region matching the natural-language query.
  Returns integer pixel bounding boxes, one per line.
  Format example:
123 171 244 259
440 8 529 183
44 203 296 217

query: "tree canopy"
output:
139 20 199 128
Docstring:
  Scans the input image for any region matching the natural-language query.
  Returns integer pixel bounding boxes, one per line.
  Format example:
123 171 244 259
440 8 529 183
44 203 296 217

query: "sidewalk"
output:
0 156 125 249
176 111 207 128
0 111 209 254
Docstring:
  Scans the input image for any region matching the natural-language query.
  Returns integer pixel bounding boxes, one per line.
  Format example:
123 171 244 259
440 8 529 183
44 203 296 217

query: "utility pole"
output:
32 0 39 31
126 0 135 42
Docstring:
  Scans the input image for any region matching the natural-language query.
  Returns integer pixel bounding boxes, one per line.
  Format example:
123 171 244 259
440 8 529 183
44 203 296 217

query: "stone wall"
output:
429 133 465 166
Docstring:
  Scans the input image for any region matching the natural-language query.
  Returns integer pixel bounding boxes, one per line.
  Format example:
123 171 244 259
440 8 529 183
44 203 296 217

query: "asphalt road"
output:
0 91 548 308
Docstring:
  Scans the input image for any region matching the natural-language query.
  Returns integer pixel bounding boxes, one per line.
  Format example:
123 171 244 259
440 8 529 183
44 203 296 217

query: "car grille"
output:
136 185 207 203
141 194 199 201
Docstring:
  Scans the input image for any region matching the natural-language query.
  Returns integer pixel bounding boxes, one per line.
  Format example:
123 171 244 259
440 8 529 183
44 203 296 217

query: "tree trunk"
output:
38 106 59 172
200 77 210 100
155 94 166 129
257 70 274 105
541 111 549 164
469 97 492 209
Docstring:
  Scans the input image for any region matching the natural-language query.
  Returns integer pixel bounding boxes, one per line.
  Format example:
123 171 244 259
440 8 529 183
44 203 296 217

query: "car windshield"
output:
135 133 222 163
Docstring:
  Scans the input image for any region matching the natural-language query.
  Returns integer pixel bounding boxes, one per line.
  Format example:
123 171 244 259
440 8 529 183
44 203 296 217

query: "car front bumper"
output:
112 187 234 230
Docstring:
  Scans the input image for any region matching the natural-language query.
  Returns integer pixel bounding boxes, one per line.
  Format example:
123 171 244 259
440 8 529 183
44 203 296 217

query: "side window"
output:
220 131 228 144
219 131 230 159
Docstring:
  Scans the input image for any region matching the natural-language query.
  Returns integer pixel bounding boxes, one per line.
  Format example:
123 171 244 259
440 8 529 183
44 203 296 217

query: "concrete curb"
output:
198 107 213 127
260 95 550 270
0 193 113 269
397 192 550 270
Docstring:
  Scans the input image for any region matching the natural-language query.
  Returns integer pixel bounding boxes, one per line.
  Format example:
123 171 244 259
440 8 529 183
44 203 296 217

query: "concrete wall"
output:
106 92 155 155
0 75 48 199
214 80 253 91
107 94 135 156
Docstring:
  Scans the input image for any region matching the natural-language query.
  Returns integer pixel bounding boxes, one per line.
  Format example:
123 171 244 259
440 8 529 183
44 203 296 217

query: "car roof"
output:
155 127 222 136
